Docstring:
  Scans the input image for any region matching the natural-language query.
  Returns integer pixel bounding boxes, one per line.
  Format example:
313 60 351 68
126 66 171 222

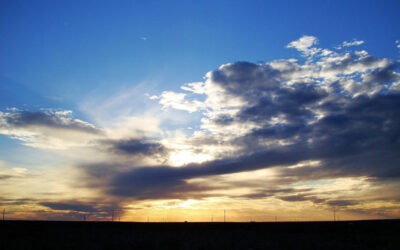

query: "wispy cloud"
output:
336 39 364 49
342 39 364 47
0 110 102 149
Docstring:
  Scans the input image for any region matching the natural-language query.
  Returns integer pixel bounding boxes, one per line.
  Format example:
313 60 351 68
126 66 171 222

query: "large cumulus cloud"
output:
81 36 400 204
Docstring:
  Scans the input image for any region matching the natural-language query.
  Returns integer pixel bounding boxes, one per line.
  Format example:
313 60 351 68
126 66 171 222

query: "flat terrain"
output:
1 220 399 250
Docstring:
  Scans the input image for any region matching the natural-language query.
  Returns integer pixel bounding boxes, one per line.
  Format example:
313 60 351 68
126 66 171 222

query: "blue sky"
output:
1 1 400 221
1 0 399 113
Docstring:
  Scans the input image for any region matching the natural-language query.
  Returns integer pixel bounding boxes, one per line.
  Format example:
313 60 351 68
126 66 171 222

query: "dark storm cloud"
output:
237 192 275 199
277 194 359 208
40 202 98 213
3 111 100 134
87 145 308 199
277 194 330 205
87 92 400 199
238 83 327 125
240 90 400 178
97 100 397 199
36 201 121 221
326 200 358 207
236 188 312 199
104 138 166 156
278 194 310 202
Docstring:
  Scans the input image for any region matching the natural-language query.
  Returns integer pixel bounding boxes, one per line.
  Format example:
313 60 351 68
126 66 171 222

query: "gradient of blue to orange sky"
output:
1 0 400 222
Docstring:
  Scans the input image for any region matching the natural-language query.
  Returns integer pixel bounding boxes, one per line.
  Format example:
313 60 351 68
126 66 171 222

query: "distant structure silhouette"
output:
333 207 336 221
2 208 4 221
111 209 120 222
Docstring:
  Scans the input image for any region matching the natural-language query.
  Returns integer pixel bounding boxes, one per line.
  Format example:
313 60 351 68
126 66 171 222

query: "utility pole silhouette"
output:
333 207 336 222
111 209 120 222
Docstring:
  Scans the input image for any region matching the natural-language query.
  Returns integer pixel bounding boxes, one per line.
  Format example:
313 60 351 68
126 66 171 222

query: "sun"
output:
169 149 213 166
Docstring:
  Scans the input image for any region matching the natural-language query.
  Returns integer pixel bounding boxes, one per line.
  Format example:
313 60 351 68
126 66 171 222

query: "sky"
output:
1 0 400 221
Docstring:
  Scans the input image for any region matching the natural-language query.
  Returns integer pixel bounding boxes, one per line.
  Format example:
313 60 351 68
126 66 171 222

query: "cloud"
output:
97 146 306 199
341 39 365 48
236 188 312 200
3 110 98 133
0 174 13 180
0 110 102 149
326 199 358 207
158 91 206 113
277 195 360 209
0 197 37 206
286 35 320 56
79 35 400 202
40 202 98 213
103 138 166 157
278 194 311 202
0 165 31 181
3 36 400 219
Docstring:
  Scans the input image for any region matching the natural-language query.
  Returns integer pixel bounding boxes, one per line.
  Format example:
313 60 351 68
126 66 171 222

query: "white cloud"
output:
12 168 28 174
158 91 206 113
105 116 162 139
181 82 207 94
6 107 19 111
286 35 321 56
149 95 159 100
148 35 400 167
342 39 364 47
55 110 73 116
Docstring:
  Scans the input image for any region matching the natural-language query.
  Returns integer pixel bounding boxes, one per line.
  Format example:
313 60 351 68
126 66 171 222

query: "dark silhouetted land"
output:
1 220 399 250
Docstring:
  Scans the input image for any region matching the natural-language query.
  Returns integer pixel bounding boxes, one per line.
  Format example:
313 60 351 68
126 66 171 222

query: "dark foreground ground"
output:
1 220 399 250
